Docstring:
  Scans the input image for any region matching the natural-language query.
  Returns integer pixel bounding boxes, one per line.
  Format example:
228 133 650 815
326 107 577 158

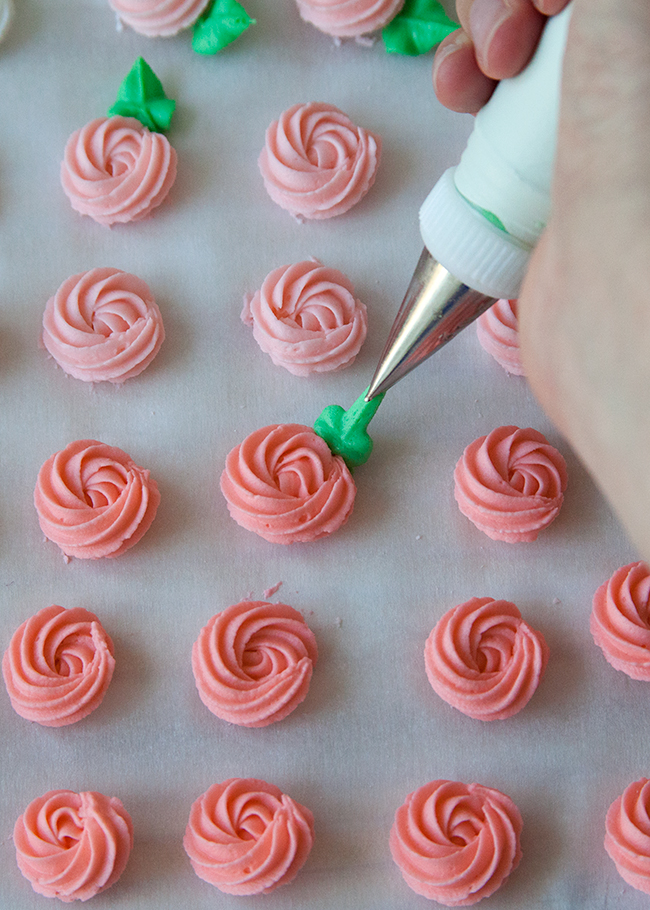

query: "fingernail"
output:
432 29 468 81
469 0 510 55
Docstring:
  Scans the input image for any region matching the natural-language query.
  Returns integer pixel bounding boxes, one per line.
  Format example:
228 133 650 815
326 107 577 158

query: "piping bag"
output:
314 3 572 464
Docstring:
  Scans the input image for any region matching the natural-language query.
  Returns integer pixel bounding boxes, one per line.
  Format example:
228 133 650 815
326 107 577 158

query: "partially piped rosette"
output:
590 561 650 679
108 0 210 35
61 59 177 226
259 102 381 219
454 425 568 543
295 0 404 36
605 778 650 894
476 299 524 376
184 778 314 894
390 779 522 905
242 260 367 376
14 790 133 901
42 268 164 383
192 600 318 726
424 597 549 721
108 0 255 53
34 439 160 559
2 605 115 726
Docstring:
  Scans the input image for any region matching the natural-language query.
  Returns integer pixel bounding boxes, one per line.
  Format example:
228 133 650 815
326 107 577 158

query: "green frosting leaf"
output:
382 0 458 56
314 389 385 469
108 57 176 132
192 0 255 55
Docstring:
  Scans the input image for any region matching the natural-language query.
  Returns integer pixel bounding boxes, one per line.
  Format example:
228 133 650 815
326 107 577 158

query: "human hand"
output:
435 0 650 561
432 0 571 113
519 0 650 561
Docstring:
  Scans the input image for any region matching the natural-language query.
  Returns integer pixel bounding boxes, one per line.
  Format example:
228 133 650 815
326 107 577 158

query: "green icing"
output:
314 388 385 469
192 0 255 54
108 58 176 132
461 194 508 233
382 0 457 56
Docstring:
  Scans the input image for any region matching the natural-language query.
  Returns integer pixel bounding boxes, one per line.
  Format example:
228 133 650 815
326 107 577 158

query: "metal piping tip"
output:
366 248 496 400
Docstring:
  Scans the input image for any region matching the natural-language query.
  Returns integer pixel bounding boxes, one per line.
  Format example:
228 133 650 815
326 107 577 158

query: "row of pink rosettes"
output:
17 773 650 905
61 102 380 226
8 571 650 734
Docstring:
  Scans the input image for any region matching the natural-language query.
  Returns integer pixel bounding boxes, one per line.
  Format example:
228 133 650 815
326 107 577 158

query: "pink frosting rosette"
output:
242 260 368 376
14 789 133 902
34 439 160 559
2 605 115 727
476 299 524 376
258 102 381 219
192 600 318 727
454 425 568 543
220 423 356 544
605 778 650 894
390 779 523 906
42 268 165 383
184 778 314 894
424 597 549 721
295 0 404 36
61 116 177 226
108 0 210 35
590 562 650 680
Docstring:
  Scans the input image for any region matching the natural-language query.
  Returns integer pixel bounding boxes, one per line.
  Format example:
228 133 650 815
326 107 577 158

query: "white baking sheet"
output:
0 2 644 908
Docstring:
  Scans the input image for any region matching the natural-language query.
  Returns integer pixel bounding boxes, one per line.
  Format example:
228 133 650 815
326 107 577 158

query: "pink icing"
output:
61 116 177 226
42 268 164 383
390 779 522 906
14 789 133 902
184 778 314 894
424 597 549 721
454 425 568 543
258 102 381 219
220 423 356 544
192 600 318 727
295 0 404 36
476 299 524 376
34 439 160 559
2 605 115 727
605 778 650 894
108 0 209 35
590 561 650 679
241 260 367 376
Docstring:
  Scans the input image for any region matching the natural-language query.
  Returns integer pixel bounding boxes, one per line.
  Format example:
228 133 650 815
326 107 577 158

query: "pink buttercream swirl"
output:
220 423 356 544
476 299 524 376
390 779 522 906
192 600 318 727
295 0 404 36
61 116 177 226
605 778 650 894
14 789 133 902
590 561 650 679
34 439 160 559
454 425 568 543
258 102 381 219
184 778 314 895
42 268 165 383
2 605 115 727
424 597 549 721
241 260 367 376
108 0 209 35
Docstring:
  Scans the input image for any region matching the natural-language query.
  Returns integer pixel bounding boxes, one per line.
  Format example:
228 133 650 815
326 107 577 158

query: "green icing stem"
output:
108 58 176 132
192 0 255 54
314 388 385 470
382 0 458 56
